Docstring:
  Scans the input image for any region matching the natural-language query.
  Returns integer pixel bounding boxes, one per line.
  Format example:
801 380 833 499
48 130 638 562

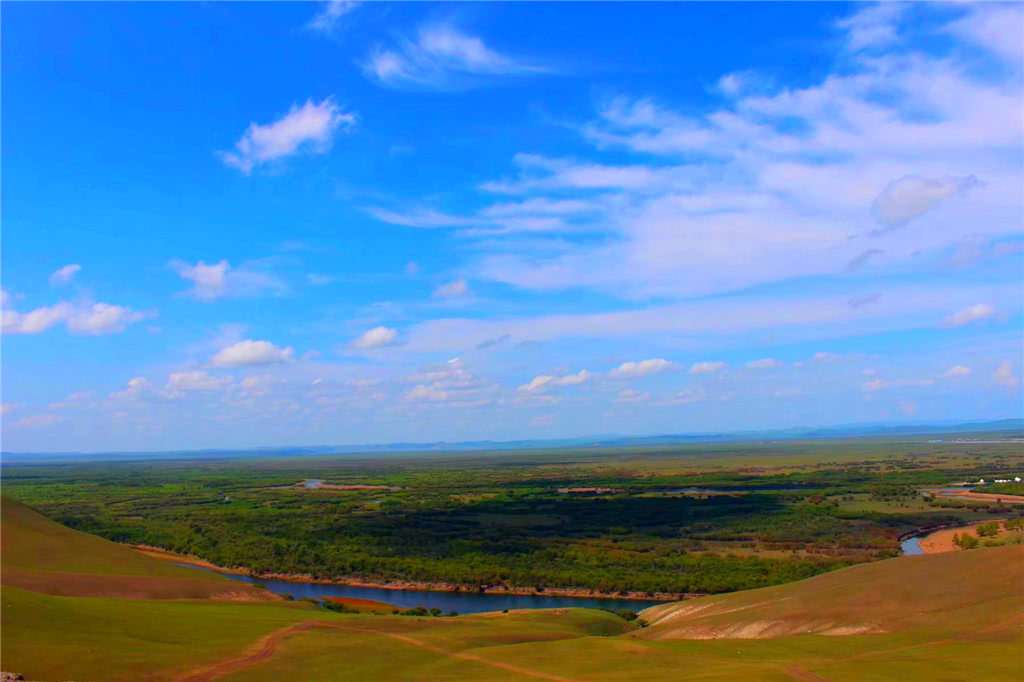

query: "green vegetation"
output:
986 481 1024 495
953 532 979 549
0 496 266 599
2 440 1023 682
976 521 1001 537
4 437 1022 596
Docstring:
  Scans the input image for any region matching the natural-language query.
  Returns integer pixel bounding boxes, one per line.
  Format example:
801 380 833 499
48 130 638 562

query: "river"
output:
176 563 665 614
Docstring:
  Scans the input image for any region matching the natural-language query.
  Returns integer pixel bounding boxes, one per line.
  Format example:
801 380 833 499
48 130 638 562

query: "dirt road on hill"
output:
173 620 584 682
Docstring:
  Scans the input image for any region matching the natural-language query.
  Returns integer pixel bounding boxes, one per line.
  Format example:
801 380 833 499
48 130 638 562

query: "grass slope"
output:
639 545 1024 640
0 496 267 599
2 496 1021 681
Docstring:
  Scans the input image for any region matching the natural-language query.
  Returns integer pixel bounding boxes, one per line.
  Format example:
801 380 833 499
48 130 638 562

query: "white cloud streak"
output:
219 99 355 174
363 23 547 90
210 340 295 368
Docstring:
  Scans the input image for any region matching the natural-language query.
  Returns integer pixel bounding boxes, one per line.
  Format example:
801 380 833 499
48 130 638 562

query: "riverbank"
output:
924 488 1024 505
919 520 1022 553
132 544 693 602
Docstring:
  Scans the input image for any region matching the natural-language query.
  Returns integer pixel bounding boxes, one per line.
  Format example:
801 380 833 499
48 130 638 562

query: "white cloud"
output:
836 3 906 52
363 23 546 90
210 340 294 368
399 282 1020 353
218 98 355 174
689 361 725 375
15 414 64 428
608 359 674 378
862 379 886 392
3 303 72 334
49 264 81 285
350 326 398 349
168 259 284 301
942 303 996 328
658 388 706 405
947 3 1024 63
2 300 150 335
400 358 497 407
110 377 151 401
862 378 936 392
518 369 593 393
992 361 1019 390
616 389 650 403
1 402 17 416
307 1 359 34
871 175 979 229
717 71 759 97
943 365 972 379
438 6 1022 302
746 358 781 370
166 371 233 392
66 303 151 335
433 278 469 298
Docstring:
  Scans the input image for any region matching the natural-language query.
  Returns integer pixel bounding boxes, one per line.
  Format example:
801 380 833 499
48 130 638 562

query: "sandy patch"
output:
918 521 1022 553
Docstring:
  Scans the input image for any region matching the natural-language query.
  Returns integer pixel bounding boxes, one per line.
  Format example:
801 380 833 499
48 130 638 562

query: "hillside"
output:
640 544 1024 640
2 499 1022 681
0 496 269 599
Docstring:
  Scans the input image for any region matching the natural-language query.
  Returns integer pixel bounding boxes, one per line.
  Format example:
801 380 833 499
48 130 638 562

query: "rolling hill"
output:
2 497 1022 681
0 496 269 600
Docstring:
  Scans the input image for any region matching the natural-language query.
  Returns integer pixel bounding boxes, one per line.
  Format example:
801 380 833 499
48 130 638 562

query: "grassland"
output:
2 483 1023 681
0 497 267 599
3 436 1022 597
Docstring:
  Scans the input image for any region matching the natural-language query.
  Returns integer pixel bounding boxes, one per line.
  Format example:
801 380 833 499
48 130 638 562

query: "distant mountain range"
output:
3 418 1021 464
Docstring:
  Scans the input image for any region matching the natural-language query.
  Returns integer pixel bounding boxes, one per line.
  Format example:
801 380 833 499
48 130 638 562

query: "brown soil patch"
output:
320 596 396 613
926 489 1024 505
918 521 1022 553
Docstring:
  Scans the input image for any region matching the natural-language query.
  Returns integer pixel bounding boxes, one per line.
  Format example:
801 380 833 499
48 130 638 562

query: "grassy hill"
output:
0 496 268 599
2 496 1022 681
640 544 1024 640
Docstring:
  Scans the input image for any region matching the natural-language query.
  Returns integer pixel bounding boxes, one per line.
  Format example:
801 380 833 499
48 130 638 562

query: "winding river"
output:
177 563 664 614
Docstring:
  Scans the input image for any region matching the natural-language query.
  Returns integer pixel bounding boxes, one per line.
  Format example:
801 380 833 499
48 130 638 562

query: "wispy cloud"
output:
349 326 398 349
168 259 286 301
362 23 548 90
306 1 359 34
942 303 996 328
49 264 81 285
219 98 355 174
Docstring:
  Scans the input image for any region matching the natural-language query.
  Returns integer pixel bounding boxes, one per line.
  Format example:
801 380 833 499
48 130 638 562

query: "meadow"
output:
4 435 1022 597
2 495 1022 681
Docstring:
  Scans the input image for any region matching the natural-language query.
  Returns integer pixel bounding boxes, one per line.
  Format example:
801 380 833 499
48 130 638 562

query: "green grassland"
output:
0 496 265 599
3 436 1022 596
2 494 1023 681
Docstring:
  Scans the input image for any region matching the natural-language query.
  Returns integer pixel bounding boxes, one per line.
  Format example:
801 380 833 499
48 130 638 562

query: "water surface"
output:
176 563 664 614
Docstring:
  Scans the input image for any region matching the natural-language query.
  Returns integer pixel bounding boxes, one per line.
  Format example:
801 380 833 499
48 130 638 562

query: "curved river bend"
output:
177 563 664 614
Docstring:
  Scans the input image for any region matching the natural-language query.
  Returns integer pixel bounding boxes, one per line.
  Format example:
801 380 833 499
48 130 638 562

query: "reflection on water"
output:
175 563 664 614
900 536 924 555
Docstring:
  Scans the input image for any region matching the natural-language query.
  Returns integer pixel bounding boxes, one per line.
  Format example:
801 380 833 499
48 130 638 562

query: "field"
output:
3 436 1023 597
2 496 1023 681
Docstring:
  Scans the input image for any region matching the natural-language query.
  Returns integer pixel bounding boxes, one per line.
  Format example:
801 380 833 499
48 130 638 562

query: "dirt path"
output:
348 627 584 682
174 621 329 682
784 665 831 682
173 620 585 682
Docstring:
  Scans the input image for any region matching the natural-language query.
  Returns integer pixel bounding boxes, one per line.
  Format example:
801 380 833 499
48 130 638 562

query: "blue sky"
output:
2 2 1022 452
